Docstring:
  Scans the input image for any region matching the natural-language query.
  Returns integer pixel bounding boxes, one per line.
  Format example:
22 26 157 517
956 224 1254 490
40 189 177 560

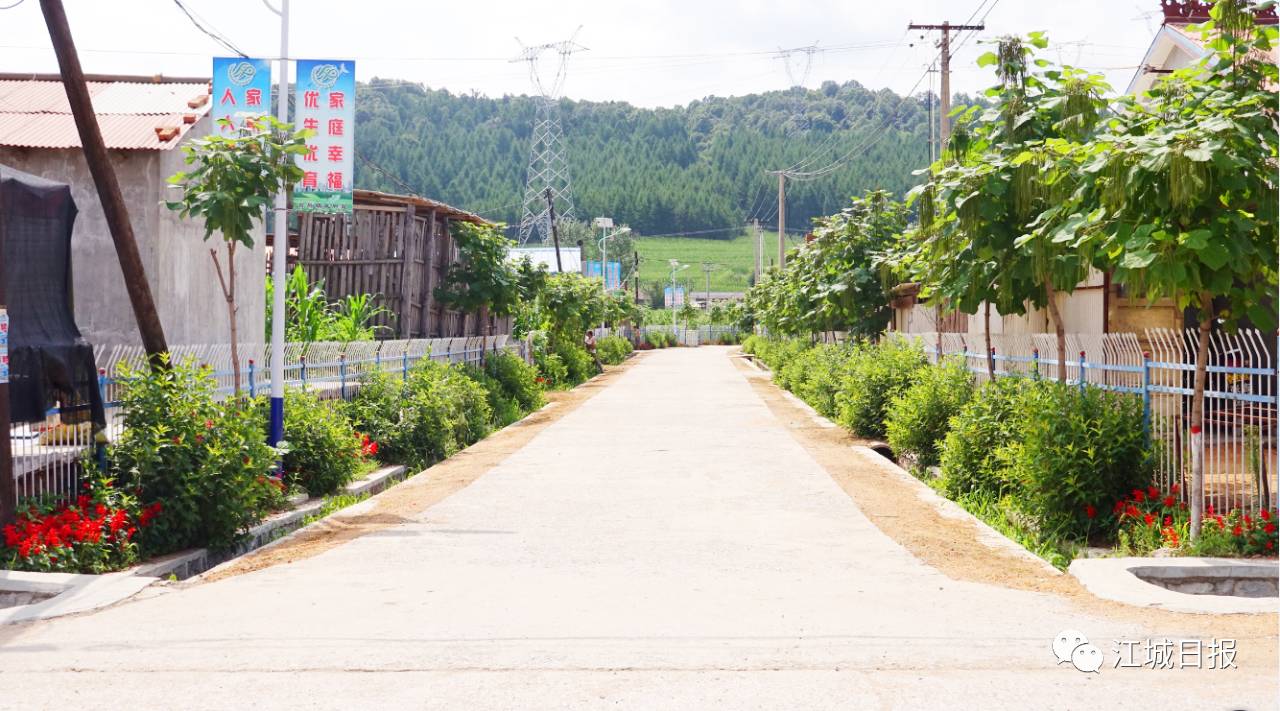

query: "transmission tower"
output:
513 29 587 246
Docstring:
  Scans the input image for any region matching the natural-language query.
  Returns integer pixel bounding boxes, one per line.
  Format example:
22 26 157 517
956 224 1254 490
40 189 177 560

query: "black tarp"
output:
0 164 104 427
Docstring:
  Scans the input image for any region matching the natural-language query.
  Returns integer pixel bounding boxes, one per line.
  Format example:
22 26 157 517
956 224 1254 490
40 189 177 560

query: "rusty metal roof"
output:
0 77 210 150
353 189 493 226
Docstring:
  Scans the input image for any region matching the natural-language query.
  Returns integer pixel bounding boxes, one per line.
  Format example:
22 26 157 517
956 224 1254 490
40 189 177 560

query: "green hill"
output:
355 80 963 238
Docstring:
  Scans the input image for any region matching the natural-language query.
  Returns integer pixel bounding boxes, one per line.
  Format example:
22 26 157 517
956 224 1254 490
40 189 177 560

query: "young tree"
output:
167 116 308 394
1064 0 1278 535
435 222 521 335
909 35 1109 381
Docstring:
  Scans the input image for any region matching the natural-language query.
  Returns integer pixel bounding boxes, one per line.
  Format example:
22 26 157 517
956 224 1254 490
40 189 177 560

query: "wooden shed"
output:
295 189 508 338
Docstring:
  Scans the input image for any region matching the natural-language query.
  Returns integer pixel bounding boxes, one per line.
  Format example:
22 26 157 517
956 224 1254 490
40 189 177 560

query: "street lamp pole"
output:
266 0 290 448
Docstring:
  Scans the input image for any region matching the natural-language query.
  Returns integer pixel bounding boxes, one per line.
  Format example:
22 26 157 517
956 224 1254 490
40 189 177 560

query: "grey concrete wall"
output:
0 115 265 349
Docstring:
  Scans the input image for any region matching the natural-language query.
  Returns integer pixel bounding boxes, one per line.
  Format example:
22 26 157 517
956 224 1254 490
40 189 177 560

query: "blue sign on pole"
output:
585 261 622 290
211 57 272 136
294 59 356 214
664 286 685 308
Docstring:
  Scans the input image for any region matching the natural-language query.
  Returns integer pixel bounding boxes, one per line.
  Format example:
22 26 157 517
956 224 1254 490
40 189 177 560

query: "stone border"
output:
1069 557 1280 614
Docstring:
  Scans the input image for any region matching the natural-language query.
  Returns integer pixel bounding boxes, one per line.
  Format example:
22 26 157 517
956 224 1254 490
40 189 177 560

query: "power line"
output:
171 0 247 58
0 0 25 10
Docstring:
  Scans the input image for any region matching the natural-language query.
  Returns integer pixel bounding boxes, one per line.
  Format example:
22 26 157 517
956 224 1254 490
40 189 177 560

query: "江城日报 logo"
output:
225 60 257 87
1054 629 1103 673
309 62 349 90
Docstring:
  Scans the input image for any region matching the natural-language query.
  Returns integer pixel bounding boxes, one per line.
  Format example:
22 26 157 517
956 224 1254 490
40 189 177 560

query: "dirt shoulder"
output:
202 355 643 583
730 352 1277 668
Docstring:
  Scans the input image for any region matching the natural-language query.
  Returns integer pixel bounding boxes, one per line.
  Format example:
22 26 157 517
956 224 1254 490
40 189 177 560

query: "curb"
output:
746 351 1062 577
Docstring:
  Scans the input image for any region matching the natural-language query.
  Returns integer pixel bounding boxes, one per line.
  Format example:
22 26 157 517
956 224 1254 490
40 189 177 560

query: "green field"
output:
633 232 806 296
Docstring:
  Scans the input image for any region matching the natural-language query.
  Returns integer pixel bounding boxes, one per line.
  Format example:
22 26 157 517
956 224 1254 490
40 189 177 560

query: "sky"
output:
0 0 1165 106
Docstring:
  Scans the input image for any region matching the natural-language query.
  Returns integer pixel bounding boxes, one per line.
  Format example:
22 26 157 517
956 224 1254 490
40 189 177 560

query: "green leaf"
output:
977 51 999 67
1199 241 1230 270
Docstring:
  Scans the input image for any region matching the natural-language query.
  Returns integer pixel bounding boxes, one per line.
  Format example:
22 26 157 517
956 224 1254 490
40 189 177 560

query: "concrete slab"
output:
1070 557 1280 614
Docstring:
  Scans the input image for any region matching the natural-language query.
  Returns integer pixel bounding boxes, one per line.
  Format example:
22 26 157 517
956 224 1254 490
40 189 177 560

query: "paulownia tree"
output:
435 221 521 336
1061 0 1278 535
909 34 1110 381
167 116 308 394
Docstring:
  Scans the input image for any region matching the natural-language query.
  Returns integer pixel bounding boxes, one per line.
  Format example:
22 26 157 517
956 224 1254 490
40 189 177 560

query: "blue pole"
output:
1032 348 1040 380
95 368 107 474
248 359 256 399
403 351 409 381
1141 350 1152 441
339 354 347 400
300 354 307 388
1078 351 1087 393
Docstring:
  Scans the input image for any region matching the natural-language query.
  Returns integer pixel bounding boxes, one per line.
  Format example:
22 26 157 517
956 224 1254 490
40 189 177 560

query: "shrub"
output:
749 337 811 373
345 361 491 470
939 376 1029 500
597 334 633 365
835 339 927 438
484 350 545 412
885 358 975 470
1 473 143 573
107 358 282 555
1114 485 1189 555
278 389 363 496
555 340 595 384
466 366 523 428
1004 381 1153 539
534 351 569 388
780 344 854 418
645 330 674 348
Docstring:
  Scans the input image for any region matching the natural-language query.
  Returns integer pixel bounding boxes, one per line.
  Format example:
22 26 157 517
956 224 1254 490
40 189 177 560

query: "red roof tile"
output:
0 78 210 151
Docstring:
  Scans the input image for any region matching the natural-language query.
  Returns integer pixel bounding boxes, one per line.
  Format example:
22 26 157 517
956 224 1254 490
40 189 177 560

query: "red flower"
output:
1164 515 1172 526
171 436 182 445
1232 524 1244 537
1162 496 1177 508
1132 489 1146 503
1113 500 1126 515
1147 486 1160 499
1170 483 1180 494
1265 523 1276 535
194 434 204 444
1262 509 1273 521
1084 504 1097 519
1207 503 1215 515
1266 541 1275 552
1143 512 1155 527
204 419 214 430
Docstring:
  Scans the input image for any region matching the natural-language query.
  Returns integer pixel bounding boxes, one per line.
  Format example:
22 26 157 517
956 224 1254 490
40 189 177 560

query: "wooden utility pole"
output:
752 218 763 279
908 20 984 152
633 250 640 304
776 172 786 268
544 188 562 272
40 0 168 361
0 205 12 525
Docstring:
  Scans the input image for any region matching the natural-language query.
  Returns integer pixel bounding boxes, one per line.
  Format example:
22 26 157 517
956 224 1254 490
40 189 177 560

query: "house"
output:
0 72 263 347
891 0 1275 340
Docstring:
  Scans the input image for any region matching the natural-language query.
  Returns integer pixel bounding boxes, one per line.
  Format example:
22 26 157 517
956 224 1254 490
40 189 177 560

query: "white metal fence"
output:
9 336 527 506
894 329 1278 514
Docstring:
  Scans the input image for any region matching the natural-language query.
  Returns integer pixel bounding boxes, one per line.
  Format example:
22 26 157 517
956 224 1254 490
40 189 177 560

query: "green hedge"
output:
834 339 927 439
885 357 975 469
597 334 634 365
280 388 364 496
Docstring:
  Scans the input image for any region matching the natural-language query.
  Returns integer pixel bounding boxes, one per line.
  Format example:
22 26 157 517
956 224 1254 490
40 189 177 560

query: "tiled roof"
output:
0 77 211 150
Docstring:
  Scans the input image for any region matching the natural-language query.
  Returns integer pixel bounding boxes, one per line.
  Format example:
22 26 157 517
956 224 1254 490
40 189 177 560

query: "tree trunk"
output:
984 302 994 380
1189 291 1213 538
210 242 242 395
1043 279 1067 383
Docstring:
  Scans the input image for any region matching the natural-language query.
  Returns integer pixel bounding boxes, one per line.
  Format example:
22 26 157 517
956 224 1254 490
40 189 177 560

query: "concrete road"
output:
1 347 1275 710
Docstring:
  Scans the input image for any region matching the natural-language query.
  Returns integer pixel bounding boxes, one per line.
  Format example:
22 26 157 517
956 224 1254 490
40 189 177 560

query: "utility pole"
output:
265 0 290 448
40 0 168 362
752 218 762 279
908 20 984 152
544 188 562 272
701 262 713 311
633 250 640 304
776 172 786 268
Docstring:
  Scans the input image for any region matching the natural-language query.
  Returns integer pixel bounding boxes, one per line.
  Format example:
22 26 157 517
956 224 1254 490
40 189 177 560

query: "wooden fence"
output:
295 191 508 338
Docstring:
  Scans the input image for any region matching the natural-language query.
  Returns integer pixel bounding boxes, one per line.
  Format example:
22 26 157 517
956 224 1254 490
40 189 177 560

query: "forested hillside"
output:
355 80 966 237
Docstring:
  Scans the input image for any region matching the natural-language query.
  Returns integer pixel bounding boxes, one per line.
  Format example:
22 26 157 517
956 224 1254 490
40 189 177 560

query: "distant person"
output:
584 328 602 374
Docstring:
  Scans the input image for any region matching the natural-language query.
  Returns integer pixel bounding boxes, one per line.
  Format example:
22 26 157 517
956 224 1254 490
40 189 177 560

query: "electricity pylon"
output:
513 29 586 246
